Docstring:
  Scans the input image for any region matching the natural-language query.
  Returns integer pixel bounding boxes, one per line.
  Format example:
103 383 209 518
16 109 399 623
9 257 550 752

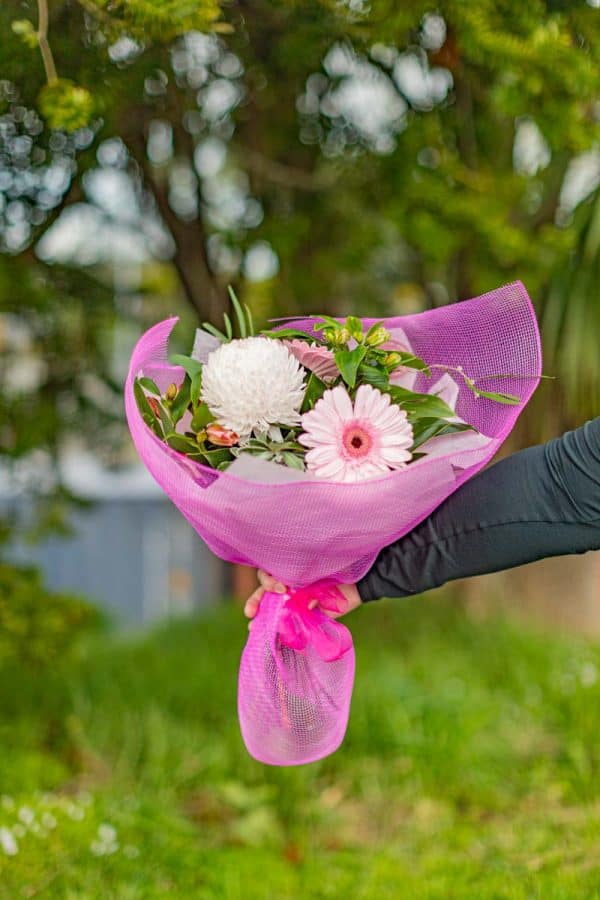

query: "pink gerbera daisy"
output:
298 384 414 482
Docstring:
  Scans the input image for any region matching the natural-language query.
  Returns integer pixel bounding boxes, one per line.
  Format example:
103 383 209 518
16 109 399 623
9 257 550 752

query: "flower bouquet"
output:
125 281 541 765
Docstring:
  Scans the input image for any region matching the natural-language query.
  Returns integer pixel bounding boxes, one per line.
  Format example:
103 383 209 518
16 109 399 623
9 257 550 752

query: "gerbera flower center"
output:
342 421 373 458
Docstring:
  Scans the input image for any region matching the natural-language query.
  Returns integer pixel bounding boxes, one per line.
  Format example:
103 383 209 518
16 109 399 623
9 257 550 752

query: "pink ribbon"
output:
274 581 353 662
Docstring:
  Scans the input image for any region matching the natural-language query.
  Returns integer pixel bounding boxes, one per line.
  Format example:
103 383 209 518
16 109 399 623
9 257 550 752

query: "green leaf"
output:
191 401 214 432
245 449 273 460
334 346 367 389
164 433 199 454
261 328 324 343
395 352 431 376
201 447 234 468
223 312 233 340
411 419 474 451
137 376 161 396
169 354 203 379
357 363 389 390
276 439 305 452
133 378 153 416
313 315 343 332
387 386 456 419
282 452 305 470
141 415 163 438
170 376 191 424
244 303 255 337
300 372 328 413
346 316 363 341
133 380 163 438
228 286 246 338
201 322 228 342
190 370 203 408
364 321 385 343
156 401 174 437
472 388 521 405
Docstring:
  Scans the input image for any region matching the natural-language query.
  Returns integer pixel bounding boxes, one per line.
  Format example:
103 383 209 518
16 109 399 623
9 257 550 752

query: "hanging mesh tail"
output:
238 592 355 765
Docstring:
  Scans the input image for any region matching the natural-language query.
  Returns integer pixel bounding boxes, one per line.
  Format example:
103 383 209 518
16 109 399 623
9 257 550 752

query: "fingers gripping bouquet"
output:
125 281 542 766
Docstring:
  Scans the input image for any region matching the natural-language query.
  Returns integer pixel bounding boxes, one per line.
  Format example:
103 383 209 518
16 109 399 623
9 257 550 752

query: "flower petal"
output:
308 456 348 480
305 444 339 465
327 385 353 421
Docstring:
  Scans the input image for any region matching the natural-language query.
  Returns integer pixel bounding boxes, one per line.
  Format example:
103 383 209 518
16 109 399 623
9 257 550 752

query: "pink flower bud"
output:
147 397 161 418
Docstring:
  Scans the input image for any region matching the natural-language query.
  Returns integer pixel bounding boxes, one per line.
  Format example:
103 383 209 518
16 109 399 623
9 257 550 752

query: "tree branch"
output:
123 129 227 325
37 0 58 83
234 145 337 192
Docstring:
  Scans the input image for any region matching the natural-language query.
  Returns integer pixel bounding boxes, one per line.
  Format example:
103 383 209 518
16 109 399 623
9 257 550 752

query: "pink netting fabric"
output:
238 583 355 766
124 280 542 766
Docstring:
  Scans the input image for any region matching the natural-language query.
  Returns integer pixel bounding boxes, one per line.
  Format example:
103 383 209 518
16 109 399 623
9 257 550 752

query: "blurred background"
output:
0 1 599 896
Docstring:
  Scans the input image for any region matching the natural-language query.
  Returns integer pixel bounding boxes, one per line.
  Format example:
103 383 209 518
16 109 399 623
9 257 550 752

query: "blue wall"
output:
11 497 227 626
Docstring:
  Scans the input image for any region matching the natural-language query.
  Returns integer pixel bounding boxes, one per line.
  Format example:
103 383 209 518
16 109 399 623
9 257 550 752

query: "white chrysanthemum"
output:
201 337 306 439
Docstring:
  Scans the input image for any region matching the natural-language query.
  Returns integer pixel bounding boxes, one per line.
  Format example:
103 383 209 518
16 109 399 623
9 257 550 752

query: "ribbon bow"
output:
275 581 353 663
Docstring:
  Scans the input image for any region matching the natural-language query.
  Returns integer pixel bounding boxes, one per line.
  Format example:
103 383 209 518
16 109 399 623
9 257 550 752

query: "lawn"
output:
2 592 600 898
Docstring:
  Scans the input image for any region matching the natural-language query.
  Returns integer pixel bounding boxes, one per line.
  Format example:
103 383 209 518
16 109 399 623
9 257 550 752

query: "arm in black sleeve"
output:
356 417 600 602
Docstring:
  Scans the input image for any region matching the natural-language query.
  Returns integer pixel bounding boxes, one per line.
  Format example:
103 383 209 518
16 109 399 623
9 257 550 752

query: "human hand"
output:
244 569 362 630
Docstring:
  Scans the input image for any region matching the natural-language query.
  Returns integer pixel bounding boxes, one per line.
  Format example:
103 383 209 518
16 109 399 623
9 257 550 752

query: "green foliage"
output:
0 256 125 542
2 599 600 894
198 286 256 342
333 345 366 388
168 355 202 379
231 434 307 469
38 79 95 132
0 564 102 668
11 18 39 49
300 372 327 413
541 189 600 430
410 417 473 449
83 0 229 42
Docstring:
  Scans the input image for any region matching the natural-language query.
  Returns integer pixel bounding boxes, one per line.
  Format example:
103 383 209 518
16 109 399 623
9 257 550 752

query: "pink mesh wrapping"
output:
238 585 355 765
124 280 542 765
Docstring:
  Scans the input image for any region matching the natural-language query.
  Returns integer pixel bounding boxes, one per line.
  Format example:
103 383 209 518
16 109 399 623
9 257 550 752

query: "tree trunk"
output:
122 126 229 326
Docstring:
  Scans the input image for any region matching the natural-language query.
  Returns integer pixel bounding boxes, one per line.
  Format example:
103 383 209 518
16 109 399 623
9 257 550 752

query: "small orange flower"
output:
206 423 240 446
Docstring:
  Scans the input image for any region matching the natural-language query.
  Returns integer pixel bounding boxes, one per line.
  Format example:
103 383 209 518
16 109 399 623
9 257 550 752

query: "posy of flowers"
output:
133 288 519 483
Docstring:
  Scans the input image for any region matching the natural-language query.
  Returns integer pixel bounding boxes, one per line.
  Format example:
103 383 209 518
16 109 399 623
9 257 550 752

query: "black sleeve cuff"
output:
355 573 382 603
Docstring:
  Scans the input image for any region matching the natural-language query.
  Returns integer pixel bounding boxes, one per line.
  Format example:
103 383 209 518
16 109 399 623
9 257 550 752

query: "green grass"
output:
2 594 600 898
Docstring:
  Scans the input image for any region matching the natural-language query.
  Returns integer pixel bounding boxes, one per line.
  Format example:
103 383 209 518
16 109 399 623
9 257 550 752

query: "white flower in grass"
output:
98 823 117 842
0 827 18 856
41 813 57 830
299 383 413 482
201 337 306 440
18 806 34 825
91 822 119 856
66 802 84 821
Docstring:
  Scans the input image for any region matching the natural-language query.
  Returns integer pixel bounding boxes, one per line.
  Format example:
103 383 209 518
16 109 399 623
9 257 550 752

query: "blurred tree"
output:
0 254 122 542
0 0 598 548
